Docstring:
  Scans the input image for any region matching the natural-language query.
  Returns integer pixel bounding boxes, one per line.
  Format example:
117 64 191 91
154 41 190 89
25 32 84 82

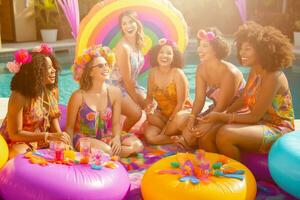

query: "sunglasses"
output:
91 63 110 68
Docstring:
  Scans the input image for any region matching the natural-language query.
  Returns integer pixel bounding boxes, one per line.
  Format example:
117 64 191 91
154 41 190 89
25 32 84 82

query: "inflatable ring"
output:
0 135 9 169
269 131 300 199
75 0 188 77
0 150 130 200
141 152 256 200
241 152 273 182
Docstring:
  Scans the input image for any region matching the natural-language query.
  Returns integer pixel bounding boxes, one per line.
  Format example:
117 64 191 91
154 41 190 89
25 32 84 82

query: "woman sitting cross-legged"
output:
67 45 143 157
143 39 192 145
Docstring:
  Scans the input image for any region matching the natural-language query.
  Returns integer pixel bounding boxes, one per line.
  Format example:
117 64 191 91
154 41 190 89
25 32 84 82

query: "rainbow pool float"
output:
75 0 188 78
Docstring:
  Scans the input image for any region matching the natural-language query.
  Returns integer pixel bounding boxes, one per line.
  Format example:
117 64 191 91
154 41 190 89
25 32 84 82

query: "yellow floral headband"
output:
72 45 116 81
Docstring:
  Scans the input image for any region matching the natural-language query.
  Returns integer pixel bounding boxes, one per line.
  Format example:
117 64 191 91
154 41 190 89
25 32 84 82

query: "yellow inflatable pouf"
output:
141 150 256 200
0 135 9 169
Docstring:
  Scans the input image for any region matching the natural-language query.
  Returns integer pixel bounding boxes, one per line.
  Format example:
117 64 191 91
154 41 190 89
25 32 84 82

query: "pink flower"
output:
197 30 206 40
6 61 21 73
158 38 176 47
100 107 112 121
32 43 53 55
197 30 216 41
14 49 32 65
206 32 216 41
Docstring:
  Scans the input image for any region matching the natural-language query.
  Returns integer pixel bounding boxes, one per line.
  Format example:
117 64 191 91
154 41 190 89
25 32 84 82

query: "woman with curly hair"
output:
202 22 295 160
67 45 143 157
143 39 192 145
110 10 146 132
174 28 245 152
0 44 70 158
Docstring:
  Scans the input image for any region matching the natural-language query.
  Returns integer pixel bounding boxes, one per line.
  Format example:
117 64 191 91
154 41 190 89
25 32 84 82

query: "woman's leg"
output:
164 111 190 136
197 122 223 153
121 95 143 132
9 143 31 159
120 135 144 157
75 137 112 155
216 124 264 161
144 112 173 145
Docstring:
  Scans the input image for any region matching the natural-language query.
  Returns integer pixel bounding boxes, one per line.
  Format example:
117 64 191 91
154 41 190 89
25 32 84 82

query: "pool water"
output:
0 62 299 118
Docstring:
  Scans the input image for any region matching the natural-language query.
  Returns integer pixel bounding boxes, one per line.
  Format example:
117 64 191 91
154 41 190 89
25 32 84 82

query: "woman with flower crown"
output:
143 38 192 145
0 44 71 158
174 28 245 152
111 11 146 132
66 45 143 157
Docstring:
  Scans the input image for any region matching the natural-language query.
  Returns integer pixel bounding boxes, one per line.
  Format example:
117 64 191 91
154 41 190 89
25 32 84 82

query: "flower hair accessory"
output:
6 43 53 73
72 45 116 81
6 49 32 73
158 38 177 47
197 30 216 41
32 43 53 55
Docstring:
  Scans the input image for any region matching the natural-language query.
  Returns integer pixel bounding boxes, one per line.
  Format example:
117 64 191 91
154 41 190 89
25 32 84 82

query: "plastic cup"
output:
80 138 91 164
54 141 65 161
91 147 102 165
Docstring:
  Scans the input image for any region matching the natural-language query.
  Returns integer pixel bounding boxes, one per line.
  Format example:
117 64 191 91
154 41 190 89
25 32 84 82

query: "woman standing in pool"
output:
111 10 146 132
176 28 245 152
67 45 143 157
143 39 192 145
202 22 295 160
0 44 70 158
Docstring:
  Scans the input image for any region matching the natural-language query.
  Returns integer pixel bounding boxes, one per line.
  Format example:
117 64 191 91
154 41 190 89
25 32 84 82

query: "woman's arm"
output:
7 92 45 142
111 87 122 137
65 90 82 142
226 70 255 113
191 65 207 116
168 69 188 120
212 72 237 112
115 45 141 105
144 69 155 110
205 72 281 124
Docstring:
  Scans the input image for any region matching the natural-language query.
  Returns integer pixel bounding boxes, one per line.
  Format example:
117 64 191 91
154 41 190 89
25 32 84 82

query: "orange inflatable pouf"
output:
141 152 256 200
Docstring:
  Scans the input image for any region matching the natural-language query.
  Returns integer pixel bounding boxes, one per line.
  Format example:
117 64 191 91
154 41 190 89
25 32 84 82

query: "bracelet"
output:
227 113 236 124
44 132 49 143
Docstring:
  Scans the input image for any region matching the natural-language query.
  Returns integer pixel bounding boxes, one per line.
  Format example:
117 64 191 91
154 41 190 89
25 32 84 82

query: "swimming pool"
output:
0 55 299 118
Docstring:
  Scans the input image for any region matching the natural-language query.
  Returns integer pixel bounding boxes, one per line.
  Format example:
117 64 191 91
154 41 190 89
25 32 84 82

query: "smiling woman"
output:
0 44 71 158
111 10 147 132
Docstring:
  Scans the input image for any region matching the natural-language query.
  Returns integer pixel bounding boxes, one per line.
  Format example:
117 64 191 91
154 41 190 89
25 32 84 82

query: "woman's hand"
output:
110 135 121 156
48 132 71 145
145 102 156 115
200 112 223 123
190 122 212 136
187 115 195 131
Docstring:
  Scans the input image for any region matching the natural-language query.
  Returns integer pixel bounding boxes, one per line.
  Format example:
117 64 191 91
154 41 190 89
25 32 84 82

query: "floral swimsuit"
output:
243 74 295 153
0 89 60 148
153 81 192 118
73 89 132 147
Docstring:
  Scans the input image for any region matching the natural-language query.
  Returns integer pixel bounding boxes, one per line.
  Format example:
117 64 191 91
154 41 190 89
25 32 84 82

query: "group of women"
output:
0 11 295 161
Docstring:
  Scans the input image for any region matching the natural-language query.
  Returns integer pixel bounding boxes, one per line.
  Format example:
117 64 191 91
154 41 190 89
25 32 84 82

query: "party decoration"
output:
75 0 188 76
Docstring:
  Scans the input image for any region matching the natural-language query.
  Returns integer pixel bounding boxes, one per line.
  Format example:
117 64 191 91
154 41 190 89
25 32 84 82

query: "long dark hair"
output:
10 52 60 98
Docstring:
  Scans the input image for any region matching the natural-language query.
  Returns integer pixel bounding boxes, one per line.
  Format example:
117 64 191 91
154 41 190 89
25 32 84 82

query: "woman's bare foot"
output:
171 135 195 152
